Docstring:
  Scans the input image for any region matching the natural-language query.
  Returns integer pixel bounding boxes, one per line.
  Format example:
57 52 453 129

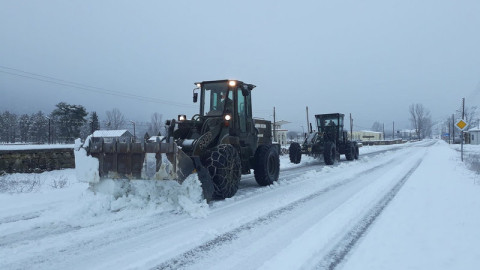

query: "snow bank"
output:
70 138 208 217
83 174 209 218
74 138 100 184
341 140 480 270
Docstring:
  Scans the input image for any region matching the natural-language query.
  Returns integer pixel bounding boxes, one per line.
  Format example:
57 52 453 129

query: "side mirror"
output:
241 89 249 97
193 92 198 103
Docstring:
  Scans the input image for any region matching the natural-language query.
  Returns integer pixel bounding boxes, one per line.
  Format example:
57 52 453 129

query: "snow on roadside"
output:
340 140 480 270
1 141 422 223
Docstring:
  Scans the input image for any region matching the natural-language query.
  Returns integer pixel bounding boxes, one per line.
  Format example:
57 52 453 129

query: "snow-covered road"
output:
1 140 479 270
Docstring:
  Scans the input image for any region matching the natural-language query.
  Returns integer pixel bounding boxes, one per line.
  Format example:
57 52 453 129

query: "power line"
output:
0 65 196 109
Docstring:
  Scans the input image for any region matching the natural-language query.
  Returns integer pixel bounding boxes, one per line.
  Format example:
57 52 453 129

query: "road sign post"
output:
455 119 468 162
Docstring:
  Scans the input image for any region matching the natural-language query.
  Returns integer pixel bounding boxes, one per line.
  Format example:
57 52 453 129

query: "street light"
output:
130 120 136 142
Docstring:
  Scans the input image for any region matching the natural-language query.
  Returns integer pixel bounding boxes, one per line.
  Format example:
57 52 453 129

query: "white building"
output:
469 127 480 145
92 130 134 143
351 130 383 141
273 120 290 146
253 119 290 147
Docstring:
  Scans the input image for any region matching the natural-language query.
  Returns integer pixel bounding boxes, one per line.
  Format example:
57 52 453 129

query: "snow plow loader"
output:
76 79 280 201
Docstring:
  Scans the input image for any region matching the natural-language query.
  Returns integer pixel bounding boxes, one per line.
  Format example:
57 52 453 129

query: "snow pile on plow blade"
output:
76 136 194 182
74 137 214 201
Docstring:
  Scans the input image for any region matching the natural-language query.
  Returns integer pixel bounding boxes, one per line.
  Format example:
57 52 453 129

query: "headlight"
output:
196 83 201 88
224 114 232 121
228 80 236 87
178 114 186 121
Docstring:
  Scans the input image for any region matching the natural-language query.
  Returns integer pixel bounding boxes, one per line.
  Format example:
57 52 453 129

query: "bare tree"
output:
105 108 126 130
464 106 479 128
287 131 299 141
409 103 432 139
147 112 163 136
371 121 383 132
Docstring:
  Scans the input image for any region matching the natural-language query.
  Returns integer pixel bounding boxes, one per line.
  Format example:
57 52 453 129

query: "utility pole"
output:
306 106 310 134
382 123 385 140
273 107 276 142
461 97 465 162
130 120 136 142
393 121 395 140
452 114 455 144
349 113 353 140
448 120 451 144
48 117 51 144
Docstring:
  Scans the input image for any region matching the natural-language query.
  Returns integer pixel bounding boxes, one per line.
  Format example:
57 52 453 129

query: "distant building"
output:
92 130 134 143
273 120 290 146
351 130 383 141
396 129 418 140
253 118 290 146
469 127 480 145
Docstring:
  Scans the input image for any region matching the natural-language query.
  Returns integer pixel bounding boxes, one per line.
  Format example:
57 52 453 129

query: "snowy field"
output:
0 140 479 269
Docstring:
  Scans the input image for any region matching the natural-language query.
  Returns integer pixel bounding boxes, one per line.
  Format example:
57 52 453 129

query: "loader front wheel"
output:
289 142 302 164
202 144 241 199
254 144 280 186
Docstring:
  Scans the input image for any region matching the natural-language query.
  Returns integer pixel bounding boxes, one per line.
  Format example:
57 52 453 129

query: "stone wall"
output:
0 148 74 174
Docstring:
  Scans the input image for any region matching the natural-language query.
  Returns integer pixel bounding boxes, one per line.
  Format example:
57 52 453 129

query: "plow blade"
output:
86 137 194 182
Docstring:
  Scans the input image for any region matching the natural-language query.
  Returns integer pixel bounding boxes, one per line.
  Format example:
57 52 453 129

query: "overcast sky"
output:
1 0 479 132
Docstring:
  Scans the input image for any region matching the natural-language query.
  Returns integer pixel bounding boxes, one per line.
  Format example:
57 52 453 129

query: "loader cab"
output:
196 80 256 135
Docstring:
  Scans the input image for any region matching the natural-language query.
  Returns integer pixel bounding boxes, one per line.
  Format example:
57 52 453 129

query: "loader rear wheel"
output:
289 142 302 164
202 144 241 199
323 141 337 165
254 144 280 186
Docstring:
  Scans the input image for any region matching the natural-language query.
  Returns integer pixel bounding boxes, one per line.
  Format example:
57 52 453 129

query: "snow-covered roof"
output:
356 130 383 134
148 136 165 142
274 120 290 126
469 127 480 132
92 130 133 137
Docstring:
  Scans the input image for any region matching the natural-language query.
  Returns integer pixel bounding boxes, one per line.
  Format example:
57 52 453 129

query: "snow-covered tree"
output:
18 114 31 143
90 111 100 132
51 102 88 143
0 111 18 143
80 111 101 139
29 111 49 143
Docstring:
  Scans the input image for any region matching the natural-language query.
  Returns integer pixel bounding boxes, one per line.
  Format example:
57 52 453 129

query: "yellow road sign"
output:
456 119 468 130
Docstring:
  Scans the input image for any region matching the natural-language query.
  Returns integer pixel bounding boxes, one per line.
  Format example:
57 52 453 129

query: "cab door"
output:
235 89 256 171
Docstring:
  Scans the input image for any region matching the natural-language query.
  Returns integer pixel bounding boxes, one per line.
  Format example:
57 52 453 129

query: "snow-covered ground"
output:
0 140 479 269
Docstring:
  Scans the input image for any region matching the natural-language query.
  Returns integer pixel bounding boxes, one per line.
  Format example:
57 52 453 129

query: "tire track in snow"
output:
315 158 424 270
152 163 389 270
0 224 81 247
0 211 42 225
